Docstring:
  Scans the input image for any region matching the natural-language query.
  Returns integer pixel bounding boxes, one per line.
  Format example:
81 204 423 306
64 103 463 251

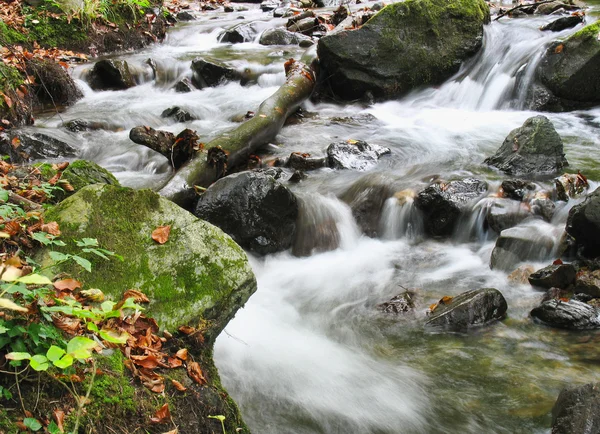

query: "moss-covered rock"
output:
40 184 257 340
316 0 490 101
533 21 600 111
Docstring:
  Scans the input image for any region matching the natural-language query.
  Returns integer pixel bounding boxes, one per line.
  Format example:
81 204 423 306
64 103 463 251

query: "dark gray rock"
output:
530 192 556 222
484 116 567 175
194 171 298 255
292 195 341 257
88 59 136 90
63 119 119 132
555 172 589 201
541 15 584 32
219 21 261 43
501 179 536 201
259 28 312 46
326 140 390 171
1 132 77 163
531 299 600 329
535 1 574 15
528 264 576 289
286 152 327 171
316 0 490 101
566 188 600 257
161 106 196 122
490 223 558 271
552 383 600 434
574 268 600 298
173 77 196 93
485 198 530 233
287 17 319 35
260 0 278 11
176 11 195 21
378 290 417 314
425 288 507 331
191 58 241 88
415 178 488 237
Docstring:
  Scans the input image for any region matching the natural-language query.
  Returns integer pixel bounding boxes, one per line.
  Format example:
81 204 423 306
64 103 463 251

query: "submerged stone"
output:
552 383 600 434
531 299 600 329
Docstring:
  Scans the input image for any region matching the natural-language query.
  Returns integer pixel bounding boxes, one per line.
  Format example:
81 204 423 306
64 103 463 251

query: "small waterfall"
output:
380 191 424 242
454 196 494 243
292 193 361 256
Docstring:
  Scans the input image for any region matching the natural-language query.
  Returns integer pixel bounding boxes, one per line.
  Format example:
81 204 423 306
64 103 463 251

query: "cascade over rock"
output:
316 0 490 101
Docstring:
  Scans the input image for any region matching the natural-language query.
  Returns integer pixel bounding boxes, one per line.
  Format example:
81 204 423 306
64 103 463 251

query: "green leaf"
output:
87 322 99 332
49 251 70 262
29 354 49 371
47 421 61 434
5 352 31 361
23 417 42 431
99 329 130 344
1 386 12 400
16 274 52 285
0 190 8 203
82 248 109 260
66 336 96 360
0 324 8 334
53 353 73 369
72 255 91 272
46 345 66 362
121 297 144 311
76 238 99 247
1 283 31 296
101 301 115 313
31 232 51 246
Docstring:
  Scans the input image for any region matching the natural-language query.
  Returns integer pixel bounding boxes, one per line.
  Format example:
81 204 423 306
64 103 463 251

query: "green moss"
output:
570 21 600 41
0 63 23 92
88 351 136 415
0 21 28 45
25 15 87 48
0 408 17 434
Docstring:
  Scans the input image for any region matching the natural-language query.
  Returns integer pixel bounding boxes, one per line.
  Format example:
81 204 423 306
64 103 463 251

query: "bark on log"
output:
159 59 315 207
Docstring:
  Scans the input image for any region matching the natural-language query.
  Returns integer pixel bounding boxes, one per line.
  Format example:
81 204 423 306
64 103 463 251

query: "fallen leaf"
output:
171 379 187 391
53 409 65 432
187 361 206 385
150 403 171 424
167 356 182 368
80 288 105 302
41 221 61 236
11 137 20 149
52 315 81 335
553 258 564 265
54 162 69 171
175 348 188 361
152 225 171 244
178 325 195 335
440 296 453 305
4 220 21 236
161 429 178 434
554 44 564 54
122 289 150 303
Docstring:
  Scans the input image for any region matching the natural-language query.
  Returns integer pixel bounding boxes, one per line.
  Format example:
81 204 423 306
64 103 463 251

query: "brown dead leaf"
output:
150 403 171 424
187 361 206 385
440 296 453 305
131 354 162 369
161 430 178 434
152 225 171 244
53 409 65 432
10 137 20 149
171 379 187 392
553 258 564 265
167 356 182 368
122 289 150 303
178 325 195 335
554 44 564 54
53 162 70 171
175 348 188 361
53 278 82 292
47 173 62 185
4 221 21 236
2 94 12 109
52 315 81 335
41 221 61 236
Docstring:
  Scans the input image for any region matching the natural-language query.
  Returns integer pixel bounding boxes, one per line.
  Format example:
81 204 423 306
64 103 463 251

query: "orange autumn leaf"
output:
131 354 161 369
152 225 171 244
122 288 150 303
171 379 187 392
175 348 188 361
555 44 564 54
187 361 206 385
53 278 82 292
440 296 453 305
167 356 182 368
4 220 21 236
150 403 171 424
53 409 65 432
41 221 61 236
178 325 195 335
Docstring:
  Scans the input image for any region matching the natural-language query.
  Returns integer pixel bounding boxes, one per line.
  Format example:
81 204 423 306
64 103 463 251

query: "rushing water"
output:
26 2 600 432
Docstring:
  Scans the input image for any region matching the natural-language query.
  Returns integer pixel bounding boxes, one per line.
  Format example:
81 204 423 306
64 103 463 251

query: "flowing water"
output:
24 2 600 432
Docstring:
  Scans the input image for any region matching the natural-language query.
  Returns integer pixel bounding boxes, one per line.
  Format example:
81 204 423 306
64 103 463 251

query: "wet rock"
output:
287 17 319 35
484 116 567 175
1 131 77 163
259 28 312 45
555 172 589 201
224 3 234 12
378 290 417 314
27 59 82 107
340 175 395 237
173 77 196 93
501 179 536 201
194 171 298 255
219 21 261 43
292 196 341 256
316 0 490 101
552 383 600 434
286 152 327 171
534 1 573 15
176 11 195 21
425 288 508 331
508 265 536 284
574 268 600 298
490 223 558 271
530 191 556 222
161 106 196 122
88 59 136 90
326 140 390 171
566 188 600 257
536 22 600 111
191 58 241 88
541 15 584 31
260 0 278 11
129 126 175 152
332 4 349 25
531 299 600 329
415 178 488 237
485 198 530 233
528 263 576 289
63 119 120 132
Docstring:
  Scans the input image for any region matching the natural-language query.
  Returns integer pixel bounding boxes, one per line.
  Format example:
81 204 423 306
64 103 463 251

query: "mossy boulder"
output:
316 0 490 101
533 21 600 111
40 184 257 340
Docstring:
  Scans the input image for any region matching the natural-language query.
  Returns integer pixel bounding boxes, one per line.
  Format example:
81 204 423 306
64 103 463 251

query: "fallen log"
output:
159 59 316 208
130 127 197 170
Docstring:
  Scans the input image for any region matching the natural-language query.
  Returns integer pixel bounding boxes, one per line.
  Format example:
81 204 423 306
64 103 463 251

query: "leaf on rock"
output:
187 361 206 385
167 357 182 368
150 403 171 424
122 289 150 303
52 315 81 335
554 44 564 54
53 278 82 292
178 325 195 335
41 221 61 236
175 348 188 361
553 258 563 265
152 225 171 244
171 379 187 392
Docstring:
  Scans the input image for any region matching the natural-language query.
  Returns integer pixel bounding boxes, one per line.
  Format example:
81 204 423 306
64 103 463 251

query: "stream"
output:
21 1 600 432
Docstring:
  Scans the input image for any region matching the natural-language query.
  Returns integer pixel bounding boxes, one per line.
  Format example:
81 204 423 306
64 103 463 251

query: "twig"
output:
8 191 42 210
72 358 97 434
494 0 557 21
13 366 26 415
33 372 41 412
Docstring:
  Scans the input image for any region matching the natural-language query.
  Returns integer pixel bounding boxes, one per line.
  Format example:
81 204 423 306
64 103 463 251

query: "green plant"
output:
208 415 227 434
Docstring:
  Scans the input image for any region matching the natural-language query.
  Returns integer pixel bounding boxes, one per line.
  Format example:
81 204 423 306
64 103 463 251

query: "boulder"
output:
531 299 600 329
535 1 575 15
414 178 487 237
555 172 589 201
326 140 390 171
340 174 395 237
287 17 319 35
316 0 490 101
528 263 576 289
190 58 241 88
500 179 536 201
161 106 196 122
485 198 530 233
566 188 600 257
173 77 196 93
286 152 327 171
530 191 556 222
490 223 558 271
540 15 584 32
194 171 298 255
27 59 82 107
536 22 600 110
63 119 120 132
219 21 261 43
259 28 312 45
425 288 507 331
41 184 256 337
88 59 136 90
176 10 195 21
552 383 600 434
378 290 417 314
484 116 567 175
292 195 342 257
1 131 77 163
574 268 600 298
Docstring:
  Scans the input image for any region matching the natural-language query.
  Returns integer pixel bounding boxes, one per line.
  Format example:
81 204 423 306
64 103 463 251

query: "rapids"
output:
24 1 600 432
